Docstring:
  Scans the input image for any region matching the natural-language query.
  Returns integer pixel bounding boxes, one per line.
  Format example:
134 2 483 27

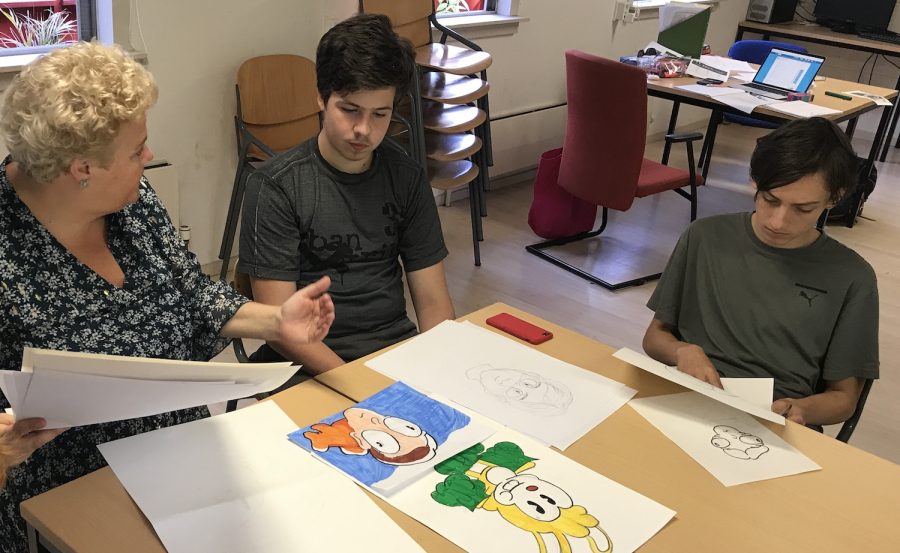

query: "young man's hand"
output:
771 398 806 425
675 344 723 388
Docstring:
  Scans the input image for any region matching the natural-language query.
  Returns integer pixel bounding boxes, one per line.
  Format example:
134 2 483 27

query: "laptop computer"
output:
730 48 826 99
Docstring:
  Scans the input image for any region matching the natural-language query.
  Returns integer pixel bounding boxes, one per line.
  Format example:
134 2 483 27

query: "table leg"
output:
845 117 858 140
879 72 900 161
661 101 681 166
700 109 721 180
850 105 892 228
27 523 57 553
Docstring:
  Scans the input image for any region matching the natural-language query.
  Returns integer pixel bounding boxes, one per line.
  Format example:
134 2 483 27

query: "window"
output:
434 0 498 17
0 0 95 56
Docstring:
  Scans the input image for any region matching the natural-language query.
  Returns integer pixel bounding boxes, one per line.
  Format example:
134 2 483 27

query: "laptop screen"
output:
753 49 825 93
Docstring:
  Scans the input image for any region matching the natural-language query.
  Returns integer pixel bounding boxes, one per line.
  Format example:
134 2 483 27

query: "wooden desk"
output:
735 19 900 162
21 303 900 552
648 73 897 193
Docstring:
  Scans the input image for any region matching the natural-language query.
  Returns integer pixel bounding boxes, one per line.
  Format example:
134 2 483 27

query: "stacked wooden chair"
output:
360 0 493 265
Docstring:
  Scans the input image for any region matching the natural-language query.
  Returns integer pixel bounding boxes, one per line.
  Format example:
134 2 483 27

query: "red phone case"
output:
486 313 554 344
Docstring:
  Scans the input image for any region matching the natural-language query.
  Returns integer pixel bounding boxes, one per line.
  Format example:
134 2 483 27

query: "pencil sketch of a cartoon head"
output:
466 365 573 415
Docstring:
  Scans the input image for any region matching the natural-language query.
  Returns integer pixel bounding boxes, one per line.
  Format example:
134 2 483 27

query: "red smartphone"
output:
486 313 554 345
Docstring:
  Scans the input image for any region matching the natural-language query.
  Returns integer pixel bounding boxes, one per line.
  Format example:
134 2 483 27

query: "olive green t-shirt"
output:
647 212 879 400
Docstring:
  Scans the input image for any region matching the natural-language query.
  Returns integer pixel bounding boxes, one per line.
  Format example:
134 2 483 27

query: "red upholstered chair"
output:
526 50 704 290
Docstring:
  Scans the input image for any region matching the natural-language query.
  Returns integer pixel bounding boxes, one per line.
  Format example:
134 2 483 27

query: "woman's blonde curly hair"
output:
0 42 158 184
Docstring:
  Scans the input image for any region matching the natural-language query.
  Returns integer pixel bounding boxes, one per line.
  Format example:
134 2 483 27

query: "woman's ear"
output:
68 158 91 182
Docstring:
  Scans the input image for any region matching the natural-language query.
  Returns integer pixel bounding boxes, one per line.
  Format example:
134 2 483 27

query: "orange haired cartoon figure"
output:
304 406 437 465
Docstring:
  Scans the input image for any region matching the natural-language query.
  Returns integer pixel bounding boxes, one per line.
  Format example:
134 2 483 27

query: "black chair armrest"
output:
665 131 704 144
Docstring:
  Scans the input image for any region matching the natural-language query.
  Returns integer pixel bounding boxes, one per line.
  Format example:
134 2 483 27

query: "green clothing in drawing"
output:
647 212 879 400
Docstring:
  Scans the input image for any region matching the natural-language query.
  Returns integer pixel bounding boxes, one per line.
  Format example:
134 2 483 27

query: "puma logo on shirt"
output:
795 283 828 307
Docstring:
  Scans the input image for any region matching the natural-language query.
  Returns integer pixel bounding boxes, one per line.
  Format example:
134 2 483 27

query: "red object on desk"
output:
486 313 554 344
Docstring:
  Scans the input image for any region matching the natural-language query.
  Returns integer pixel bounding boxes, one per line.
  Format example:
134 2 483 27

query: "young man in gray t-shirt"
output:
644 117 878 427
238 15 454 375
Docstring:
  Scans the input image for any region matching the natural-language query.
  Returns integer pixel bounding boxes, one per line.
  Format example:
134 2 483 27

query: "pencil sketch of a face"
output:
711 425 769 460
466 365 573 415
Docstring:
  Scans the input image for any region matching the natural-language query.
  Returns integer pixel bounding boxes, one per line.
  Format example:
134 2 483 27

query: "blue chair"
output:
698 40 808 170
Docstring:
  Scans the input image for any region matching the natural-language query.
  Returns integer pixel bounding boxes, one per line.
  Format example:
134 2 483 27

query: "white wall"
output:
124 0 326 266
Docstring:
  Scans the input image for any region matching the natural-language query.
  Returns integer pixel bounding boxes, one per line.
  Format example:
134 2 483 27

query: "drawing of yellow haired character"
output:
431 442 612 553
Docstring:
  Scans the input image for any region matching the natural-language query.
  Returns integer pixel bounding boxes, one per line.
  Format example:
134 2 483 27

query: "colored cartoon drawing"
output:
304 407 437 465
289 382 491 492
431 442 613 553
711 425 769 460
466 364 573 416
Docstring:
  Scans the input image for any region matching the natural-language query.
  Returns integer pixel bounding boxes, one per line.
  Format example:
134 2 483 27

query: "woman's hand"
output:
277 276 335 345
0 413 66 487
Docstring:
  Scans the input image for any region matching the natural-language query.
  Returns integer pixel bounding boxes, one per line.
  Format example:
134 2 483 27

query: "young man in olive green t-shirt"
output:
643 118 878 427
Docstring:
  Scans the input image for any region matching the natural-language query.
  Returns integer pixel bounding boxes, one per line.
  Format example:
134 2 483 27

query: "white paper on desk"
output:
366 320 635 450
846 90 894 106
642 40 685 59
21 347 294 389
386 402 675 553
686 59 730 81
714 90 777 114
730 70 758 82
612 348 785 424
765 101 841 117
629 392 820 486
677 84 745 97
99 402 424 553
721 378 774 409
699 55 755 73
1 368 259 428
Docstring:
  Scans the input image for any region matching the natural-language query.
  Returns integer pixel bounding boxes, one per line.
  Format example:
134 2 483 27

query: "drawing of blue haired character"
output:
467 365 573 415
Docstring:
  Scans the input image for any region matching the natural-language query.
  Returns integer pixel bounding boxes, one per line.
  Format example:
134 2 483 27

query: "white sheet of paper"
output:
629 392 820 486
21 347 294 388
765 101 841 117
730 70 758 82
642 40 685 58
659 2 704 32
386 403 675 553
612 348 785 424
2 368 259 428
845 90 893 106
99 402 424 553
366 320 636 449
677 84 745 97
699 55 755 73
721 378 774 409
714 90 778 114
686 59 730 81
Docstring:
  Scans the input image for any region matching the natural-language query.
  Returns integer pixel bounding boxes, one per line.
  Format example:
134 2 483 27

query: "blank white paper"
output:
613 348 785 424
99 402 424 553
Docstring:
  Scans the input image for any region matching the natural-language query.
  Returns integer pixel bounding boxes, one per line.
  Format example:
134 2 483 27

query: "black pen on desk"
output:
825 90 853 101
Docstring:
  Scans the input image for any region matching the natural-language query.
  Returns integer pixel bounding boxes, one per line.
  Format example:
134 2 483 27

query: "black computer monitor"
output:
815 0 896 33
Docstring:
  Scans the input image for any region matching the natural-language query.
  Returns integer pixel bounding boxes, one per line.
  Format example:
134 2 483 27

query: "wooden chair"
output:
218 54 320 283
360 0 492 266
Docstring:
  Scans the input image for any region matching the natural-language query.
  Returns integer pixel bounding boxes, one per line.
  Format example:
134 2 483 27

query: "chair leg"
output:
700 110 721 180
218 156 251 283
525 208 663 290
468 179 481 266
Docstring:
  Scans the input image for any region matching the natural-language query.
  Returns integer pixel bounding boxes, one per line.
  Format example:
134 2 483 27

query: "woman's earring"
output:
79 179 89 189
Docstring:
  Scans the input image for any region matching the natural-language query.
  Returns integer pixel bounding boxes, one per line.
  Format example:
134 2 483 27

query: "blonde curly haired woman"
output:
0 42 334 551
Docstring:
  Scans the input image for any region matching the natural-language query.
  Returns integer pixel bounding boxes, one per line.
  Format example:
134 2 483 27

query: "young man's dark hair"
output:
750 117 857 204
316 13 416 104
